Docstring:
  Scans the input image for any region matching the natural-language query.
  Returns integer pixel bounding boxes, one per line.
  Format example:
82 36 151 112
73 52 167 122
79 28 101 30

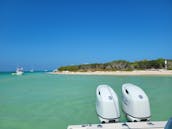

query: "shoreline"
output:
51 70 172 76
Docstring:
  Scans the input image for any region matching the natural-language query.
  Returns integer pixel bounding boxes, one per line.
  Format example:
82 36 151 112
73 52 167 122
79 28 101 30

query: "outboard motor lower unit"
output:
122 83 151 122
96 85 120 123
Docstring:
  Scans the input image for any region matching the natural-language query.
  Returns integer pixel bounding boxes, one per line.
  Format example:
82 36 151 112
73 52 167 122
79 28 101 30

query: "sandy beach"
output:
52 70 172 76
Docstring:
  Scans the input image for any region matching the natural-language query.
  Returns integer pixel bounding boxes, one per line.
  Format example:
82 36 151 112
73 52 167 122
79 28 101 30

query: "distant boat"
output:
53 69 58 72
44 69 48 72
12 67 24 75
30 69 34 72
16 67 24 75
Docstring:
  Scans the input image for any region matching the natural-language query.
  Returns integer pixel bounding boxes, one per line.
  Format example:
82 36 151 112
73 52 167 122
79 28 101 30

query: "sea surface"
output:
0 72 172 129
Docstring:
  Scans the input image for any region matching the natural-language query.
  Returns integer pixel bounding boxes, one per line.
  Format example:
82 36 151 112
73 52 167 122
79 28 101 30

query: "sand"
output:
51 70 172 76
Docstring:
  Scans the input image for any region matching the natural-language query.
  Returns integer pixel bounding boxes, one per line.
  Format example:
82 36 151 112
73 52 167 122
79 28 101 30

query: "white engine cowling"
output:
122 83 151 122
96 85 120 123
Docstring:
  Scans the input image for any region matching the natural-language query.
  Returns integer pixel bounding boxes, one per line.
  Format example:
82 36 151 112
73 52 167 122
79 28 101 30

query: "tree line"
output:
58 58 172 72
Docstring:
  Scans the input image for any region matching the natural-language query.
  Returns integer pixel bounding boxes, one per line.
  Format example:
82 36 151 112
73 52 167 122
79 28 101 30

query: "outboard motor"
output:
122 83 151 122
96 85 120 123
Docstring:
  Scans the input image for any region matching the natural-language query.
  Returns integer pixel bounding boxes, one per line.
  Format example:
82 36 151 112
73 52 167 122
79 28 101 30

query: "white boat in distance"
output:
16 67 24 75
12 67 24 75
30 69 34 72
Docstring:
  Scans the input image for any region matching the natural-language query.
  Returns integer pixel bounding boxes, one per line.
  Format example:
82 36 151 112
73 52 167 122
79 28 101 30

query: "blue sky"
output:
0 0 172 71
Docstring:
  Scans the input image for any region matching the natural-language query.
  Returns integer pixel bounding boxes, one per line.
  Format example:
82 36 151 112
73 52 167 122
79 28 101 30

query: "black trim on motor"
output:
121 108 151 120
125 112 151 119
96 113 120 121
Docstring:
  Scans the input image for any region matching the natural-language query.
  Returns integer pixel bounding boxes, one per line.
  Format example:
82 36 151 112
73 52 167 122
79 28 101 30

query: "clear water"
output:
0 72 172 129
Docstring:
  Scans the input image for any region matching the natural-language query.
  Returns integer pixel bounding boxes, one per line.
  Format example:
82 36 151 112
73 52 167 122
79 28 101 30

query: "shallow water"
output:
0 72 172 129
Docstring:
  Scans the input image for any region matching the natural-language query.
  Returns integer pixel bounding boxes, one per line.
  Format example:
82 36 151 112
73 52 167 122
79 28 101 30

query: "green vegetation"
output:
58 58 172 72
167 60 172 70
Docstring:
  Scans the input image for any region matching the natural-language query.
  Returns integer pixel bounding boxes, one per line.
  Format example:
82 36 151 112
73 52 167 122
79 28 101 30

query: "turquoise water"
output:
0 73 172 129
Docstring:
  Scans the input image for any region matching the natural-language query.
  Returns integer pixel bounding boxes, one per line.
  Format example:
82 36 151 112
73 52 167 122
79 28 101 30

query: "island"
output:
53 58 172 75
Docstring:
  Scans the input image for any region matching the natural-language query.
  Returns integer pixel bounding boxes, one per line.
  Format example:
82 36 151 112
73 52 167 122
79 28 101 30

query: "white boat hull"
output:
67 121 167 129
16 71 23 75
